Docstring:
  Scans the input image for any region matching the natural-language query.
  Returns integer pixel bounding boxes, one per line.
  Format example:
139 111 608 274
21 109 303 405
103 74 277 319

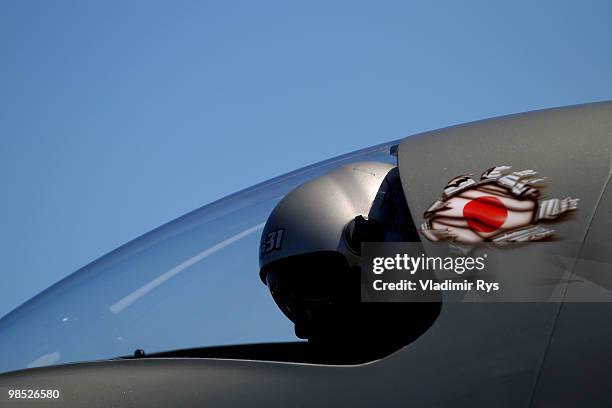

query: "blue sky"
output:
1 0 611 318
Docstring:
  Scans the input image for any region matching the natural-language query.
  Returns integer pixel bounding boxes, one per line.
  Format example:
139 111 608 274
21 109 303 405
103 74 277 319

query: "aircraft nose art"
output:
398 102 611 246
395 101 612 406
420 166 579 243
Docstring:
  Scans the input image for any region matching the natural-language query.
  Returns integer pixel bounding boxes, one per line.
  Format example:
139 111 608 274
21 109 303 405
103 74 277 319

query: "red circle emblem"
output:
463 196 508 233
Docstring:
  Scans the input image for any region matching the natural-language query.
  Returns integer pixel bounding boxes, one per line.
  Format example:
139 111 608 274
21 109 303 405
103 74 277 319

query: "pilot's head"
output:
259 162 440 353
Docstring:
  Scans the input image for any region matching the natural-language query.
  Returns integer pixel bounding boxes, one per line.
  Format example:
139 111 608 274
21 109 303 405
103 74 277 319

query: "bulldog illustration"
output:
420 166 578 244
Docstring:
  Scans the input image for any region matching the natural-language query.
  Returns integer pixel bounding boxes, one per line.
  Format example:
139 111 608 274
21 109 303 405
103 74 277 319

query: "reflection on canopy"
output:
109 223 266 314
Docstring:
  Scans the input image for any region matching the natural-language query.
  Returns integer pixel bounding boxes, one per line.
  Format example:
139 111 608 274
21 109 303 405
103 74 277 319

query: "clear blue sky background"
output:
1 0 611 318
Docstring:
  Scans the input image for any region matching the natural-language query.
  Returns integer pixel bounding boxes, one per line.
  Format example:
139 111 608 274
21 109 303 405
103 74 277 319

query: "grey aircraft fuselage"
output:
1 101 611 407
